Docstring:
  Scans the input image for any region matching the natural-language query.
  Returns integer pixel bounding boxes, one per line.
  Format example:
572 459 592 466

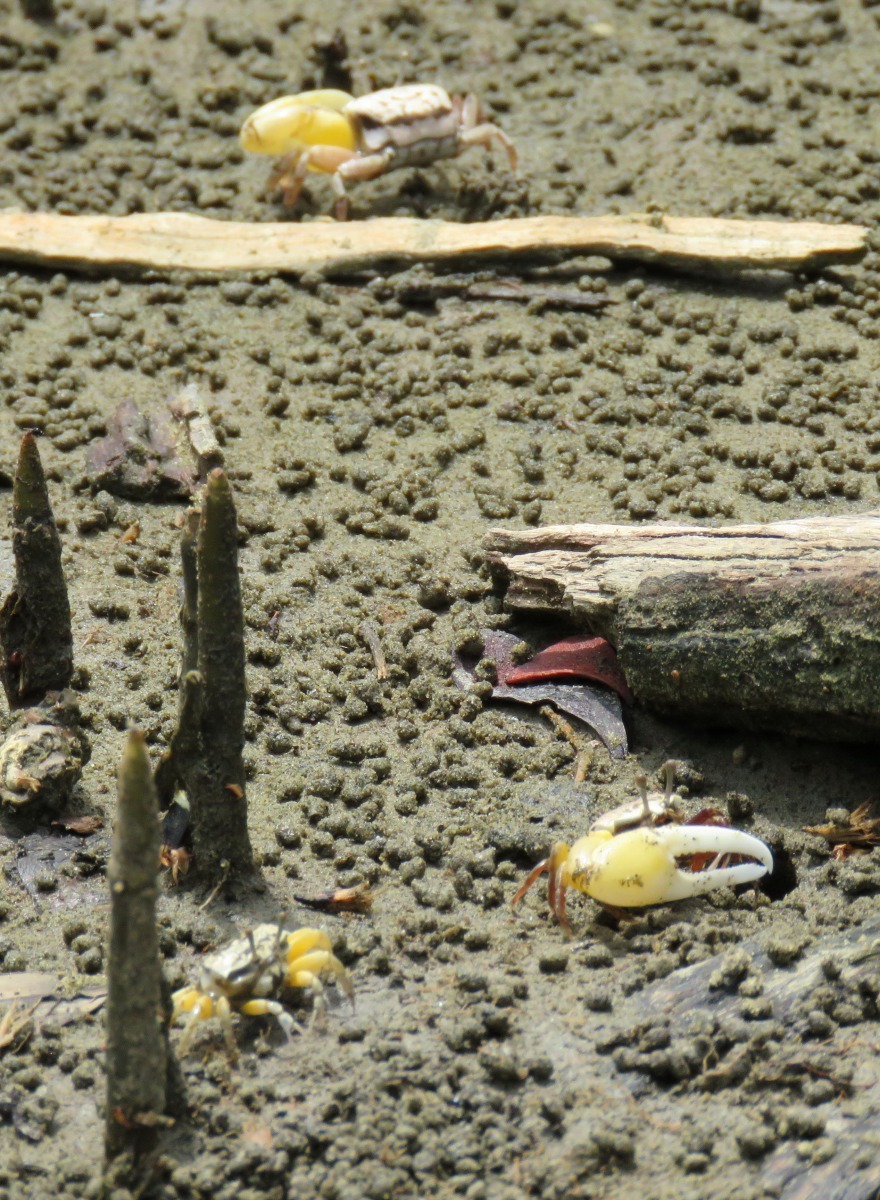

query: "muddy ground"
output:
0 0 880 1197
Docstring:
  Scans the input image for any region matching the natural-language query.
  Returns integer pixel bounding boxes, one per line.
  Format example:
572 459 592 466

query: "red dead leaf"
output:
502 635 634 706
453 630 628 759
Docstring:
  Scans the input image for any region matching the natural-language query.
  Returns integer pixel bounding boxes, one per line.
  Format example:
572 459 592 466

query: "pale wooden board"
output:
0 210 867 275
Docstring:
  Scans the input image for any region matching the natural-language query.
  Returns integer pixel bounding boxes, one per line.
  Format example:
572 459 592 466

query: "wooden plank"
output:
0 210 867 275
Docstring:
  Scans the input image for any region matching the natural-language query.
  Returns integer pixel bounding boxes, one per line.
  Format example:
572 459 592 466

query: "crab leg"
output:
459 122 518 172
511 856 551 909
239 997 298 1039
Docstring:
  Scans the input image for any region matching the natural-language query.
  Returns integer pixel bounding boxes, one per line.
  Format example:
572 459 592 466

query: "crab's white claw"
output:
571 824 772 908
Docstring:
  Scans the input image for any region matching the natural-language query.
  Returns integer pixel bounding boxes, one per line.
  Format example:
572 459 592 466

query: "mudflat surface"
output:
0 2 879 1198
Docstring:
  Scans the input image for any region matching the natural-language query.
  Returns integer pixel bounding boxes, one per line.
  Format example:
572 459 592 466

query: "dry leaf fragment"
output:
86 399 196 501
0 1000 39 1053
51 813 103 836
116 522 141 546
0 972 59 1004
805 802 880 849
453 630 628 759
502 633 634 705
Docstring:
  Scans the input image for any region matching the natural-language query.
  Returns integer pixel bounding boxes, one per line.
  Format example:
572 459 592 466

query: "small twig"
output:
397 276 612 311
539 705 583 754
197 862 230 913
574 742 597 783
358 619 388 680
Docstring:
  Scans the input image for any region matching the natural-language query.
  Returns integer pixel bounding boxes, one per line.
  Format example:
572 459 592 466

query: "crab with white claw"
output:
171 923 354 1056
239 83 518 220
512 765 773 937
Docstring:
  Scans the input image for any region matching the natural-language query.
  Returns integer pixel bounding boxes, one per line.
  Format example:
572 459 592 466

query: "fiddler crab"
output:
171 923 354 1056
513 765 773 936
239 83 518 219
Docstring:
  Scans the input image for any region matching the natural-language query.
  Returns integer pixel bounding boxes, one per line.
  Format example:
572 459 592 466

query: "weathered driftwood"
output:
485 513 880 742
0 211 866 276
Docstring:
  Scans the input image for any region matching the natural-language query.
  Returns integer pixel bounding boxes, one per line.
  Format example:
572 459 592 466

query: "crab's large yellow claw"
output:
240 91 357 158
573 825 773 908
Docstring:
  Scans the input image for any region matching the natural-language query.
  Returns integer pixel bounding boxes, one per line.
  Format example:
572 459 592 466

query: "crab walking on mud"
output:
171 924 354 1055
513 770 773 936
239 83 518 219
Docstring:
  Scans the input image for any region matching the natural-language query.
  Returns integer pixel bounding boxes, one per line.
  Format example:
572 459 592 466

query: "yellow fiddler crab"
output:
239 83 518 219
171 924 354 1056
513 766 773 936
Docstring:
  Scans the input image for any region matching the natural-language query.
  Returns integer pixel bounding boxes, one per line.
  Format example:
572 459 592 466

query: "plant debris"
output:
805 801 880 859
0 692 90 814
293 882 374 914
0 973 59 1004
85 399 196 502
453 630 628 759
0 999 39 1054
50 813 103 836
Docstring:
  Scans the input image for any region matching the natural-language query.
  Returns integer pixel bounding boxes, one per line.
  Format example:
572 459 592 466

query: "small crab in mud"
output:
239 83 517 219
513 767 773 936
171 924 354 1056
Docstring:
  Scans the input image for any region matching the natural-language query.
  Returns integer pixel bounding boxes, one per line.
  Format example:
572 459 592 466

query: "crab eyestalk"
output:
105 730 170 1160
634 773 651 822
0 433 73 708
662 760 677 801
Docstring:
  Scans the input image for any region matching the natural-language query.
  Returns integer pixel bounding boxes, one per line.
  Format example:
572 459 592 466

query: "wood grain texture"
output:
485 513 880 742
0 210 867 274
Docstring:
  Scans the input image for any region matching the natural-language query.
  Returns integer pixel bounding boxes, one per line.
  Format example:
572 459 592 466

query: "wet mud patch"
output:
0 0 880 1198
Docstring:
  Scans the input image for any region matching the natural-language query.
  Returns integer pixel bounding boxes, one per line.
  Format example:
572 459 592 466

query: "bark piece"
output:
0 211 866 276
0 433 73 707
485 513 880 743
168 384 224 481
